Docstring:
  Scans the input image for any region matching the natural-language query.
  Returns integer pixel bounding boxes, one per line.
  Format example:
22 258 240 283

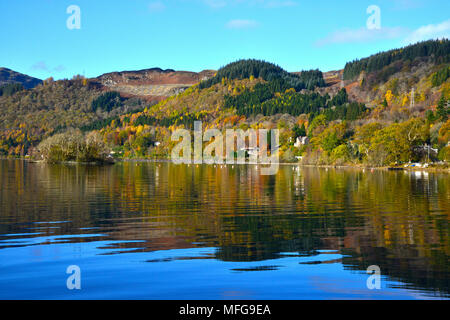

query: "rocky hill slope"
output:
94 68 215 101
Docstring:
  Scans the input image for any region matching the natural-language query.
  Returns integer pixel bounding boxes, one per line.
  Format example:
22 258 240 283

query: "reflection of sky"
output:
0 238 445 300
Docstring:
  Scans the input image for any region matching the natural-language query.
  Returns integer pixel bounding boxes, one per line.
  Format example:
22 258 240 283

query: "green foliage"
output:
92 91 124 112
436 95 449 122
367 118 428 165
293 123 306 138
0 83 24 96
321 132 340 153
431 65 450 87
329 88 348 106
438 146 450 161
308 114 327 136
227 84 366 121
331 144 350 164
134 112 206 129
199 59 325 91
312 122 348 154
80 116 122 132
226 79 328 117
343 39 450 80
323 102 367 121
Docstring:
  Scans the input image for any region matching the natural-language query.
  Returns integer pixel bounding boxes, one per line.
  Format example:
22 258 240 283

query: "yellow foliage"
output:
402 95 409 106
385 90 394 103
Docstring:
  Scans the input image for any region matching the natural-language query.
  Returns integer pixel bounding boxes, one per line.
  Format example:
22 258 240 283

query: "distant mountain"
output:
0 68 42 89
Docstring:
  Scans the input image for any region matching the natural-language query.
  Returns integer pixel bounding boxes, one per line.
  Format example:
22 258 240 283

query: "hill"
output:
0 41 449 165
0 68 42 89
95 68 215 101
88 49 449 165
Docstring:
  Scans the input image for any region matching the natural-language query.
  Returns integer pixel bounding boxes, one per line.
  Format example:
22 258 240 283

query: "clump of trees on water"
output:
343 39 450 80
37 129 111 163
199 59 325 91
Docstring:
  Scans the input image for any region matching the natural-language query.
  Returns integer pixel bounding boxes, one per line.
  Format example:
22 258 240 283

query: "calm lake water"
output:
0 159 448 300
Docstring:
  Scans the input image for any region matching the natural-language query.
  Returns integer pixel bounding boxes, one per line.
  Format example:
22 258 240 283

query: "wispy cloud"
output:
316 27 407 46
316 18 450 47
31 61 66 73
53 65 66 72
31 61 50 71
403 19 450 44
148 1 165 13
226 19 259 29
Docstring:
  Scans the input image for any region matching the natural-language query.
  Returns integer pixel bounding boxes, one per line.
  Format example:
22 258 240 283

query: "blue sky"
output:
0 0 449 80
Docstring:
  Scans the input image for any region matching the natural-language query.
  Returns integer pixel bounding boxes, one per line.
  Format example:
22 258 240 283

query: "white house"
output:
294 136 309 148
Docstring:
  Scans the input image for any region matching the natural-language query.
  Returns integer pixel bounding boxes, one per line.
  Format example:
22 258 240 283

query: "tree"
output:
385 90 394 105
293 123 306 138
92 91 124 112
367 118 428 165
436 95 449 122
354 122 383 160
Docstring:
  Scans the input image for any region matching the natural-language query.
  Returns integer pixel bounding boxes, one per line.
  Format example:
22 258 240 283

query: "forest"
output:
343 39 450 80
199 59 325 91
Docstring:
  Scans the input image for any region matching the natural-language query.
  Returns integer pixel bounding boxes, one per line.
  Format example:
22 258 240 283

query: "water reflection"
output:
0 160 448 299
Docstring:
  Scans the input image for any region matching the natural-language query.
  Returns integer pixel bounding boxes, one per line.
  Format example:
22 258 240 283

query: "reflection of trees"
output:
0 160 448 295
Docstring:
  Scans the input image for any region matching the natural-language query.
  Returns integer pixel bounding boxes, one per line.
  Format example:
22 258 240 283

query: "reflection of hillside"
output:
0 160 448 295
342 244 449 297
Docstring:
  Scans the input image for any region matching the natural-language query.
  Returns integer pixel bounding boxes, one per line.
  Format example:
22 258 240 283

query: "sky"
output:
0 0 449 80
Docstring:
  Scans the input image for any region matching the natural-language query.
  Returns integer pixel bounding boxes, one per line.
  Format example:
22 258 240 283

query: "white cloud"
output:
316 27 407 46
226 19 259 29
31 62 66 73
53 65 66 72
403 19 450 44
148 1 165 13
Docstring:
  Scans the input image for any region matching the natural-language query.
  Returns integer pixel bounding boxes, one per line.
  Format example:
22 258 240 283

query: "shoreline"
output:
3 157 449 173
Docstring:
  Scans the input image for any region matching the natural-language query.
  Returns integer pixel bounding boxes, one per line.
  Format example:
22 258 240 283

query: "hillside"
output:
0 67 42 89
0 77 148 156
89 50 449 165
0 40 449 165
95 68 215 101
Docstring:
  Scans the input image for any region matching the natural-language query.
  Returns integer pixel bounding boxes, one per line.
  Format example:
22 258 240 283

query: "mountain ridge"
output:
0 67 42 89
